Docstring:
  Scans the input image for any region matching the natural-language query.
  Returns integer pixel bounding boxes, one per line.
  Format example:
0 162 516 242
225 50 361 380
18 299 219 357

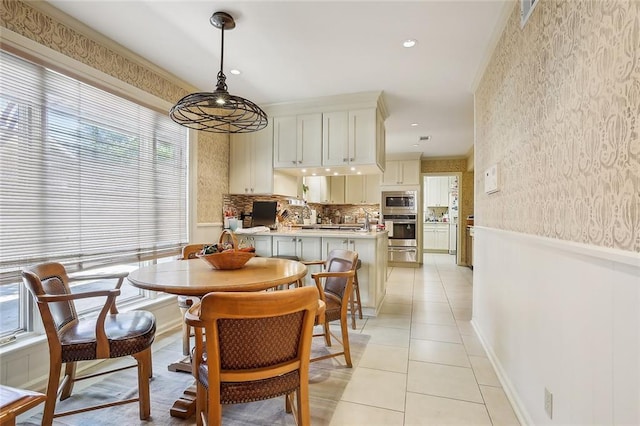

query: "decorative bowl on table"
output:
196 230 255 270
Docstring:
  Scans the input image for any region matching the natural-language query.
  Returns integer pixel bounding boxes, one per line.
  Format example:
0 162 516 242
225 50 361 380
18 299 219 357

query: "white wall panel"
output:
472 227 639 425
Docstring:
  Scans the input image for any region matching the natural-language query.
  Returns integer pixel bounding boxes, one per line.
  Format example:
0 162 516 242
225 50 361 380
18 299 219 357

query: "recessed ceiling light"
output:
357 171 362 175
333 172 338 176
230 69 241 75
411 123 419 127
403 39 417 48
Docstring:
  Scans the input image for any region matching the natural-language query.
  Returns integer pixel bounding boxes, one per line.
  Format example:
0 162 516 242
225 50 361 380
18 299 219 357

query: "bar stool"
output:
349 259 363 329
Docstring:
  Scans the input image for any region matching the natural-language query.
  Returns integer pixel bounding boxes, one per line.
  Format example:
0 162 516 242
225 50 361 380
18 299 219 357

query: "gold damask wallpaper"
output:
0 0 228 224
475 0 639 252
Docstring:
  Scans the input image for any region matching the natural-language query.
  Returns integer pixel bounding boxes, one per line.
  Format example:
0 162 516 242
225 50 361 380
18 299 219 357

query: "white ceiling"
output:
45 0 511 158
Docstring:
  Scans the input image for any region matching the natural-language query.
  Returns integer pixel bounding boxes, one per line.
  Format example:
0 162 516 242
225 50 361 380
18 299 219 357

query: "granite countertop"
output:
239 227 387 239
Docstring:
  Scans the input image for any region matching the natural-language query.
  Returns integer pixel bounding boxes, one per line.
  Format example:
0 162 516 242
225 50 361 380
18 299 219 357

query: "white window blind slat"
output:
0 50 189 283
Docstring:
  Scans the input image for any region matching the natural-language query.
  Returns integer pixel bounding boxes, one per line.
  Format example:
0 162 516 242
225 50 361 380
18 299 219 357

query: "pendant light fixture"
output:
170 11 268 133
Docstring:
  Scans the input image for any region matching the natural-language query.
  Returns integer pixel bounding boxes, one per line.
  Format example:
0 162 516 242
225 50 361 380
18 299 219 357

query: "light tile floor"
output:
332 253 520 425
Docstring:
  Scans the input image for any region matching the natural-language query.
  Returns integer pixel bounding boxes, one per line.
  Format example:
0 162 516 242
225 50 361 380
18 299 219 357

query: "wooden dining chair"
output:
21 262 156 426
175 243 213 363
308 249 358 367
185 286 319 426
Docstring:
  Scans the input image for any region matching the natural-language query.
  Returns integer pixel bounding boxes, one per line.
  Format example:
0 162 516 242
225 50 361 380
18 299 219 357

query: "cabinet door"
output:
423 226 436 250
322 111 349 167
329 176 345 204
297 113 322 167
273 115 298 168
272 236 299 258
376 109 386 170
304 176 329 203
382 160 400 185
322 237 349 258
426 177 439 206
349 108 377 165
439 178 450 206
251 121 274 194
435 227 449 250
298 237 322 261
351 238 374 306
400 160 420 185
364 174 381 203
229 133 251 194
236 235 272 257
345 175 365 204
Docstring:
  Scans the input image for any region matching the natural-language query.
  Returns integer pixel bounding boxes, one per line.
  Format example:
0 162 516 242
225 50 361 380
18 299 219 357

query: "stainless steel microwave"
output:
381 191 417 215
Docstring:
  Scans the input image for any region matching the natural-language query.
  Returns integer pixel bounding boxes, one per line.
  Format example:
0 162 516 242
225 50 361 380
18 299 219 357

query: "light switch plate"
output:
484 164 499 194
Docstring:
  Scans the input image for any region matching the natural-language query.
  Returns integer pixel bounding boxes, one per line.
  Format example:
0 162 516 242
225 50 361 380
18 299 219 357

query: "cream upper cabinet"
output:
273 113 322 169
229 122 275 195
426 176 449 207
381 160 420 186
345 175 380 204
304 176 329 203
328 176 345 204
323 108 377 168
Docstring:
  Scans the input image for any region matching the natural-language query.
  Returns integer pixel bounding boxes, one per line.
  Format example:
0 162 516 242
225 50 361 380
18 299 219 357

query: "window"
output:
0 50 189 339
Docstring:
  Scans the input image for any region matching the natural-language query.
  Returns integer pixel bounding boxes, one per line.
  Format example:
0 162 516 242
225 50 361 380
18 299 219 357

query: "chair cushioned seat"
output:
60 311 156 362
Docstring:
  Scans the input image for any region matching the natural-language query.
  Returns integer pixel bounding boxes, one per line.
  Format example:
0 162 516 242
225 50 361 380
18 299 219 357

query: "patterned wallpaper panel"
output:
1 0 228 224
475 0 639 252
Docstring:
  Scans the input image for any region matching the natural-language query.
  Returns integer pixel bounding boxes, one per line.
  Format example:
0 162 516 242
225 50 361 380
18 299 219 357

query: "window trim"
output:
0 28 196 345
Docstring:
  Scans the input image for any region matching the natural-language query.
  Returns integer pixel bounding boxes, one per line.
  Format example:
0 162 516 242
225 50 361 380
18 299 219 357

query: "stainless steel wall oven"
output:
384 214 418 263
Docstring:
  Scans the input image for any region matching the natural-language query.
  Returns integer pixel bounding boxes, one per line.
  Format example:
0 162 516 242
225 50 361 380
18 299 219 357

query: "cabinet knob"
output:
297 160 302 164
349 157 355 162
343 158 348 162
292 160 297 165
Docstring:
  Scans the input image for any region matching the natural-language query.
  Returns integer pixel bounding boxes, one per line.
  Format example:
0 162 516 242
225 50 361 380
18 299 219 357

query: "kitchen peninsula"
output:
236 228 388 316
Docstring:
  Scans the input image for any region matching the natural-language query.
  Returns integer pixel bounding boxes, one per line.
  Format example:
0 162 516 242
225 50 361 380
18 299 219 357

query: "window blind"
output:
0 50 189 284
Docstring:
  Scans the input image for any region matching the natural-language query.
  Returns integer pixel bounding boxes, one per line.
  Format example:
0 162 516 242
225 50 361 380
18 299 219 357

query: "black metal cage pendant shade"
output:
170 12 268 133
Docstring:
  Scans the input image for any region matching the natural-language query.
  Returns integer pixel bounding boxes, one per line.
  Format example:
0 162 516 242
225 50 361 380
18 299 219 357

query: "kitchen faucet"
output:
362 208 370 230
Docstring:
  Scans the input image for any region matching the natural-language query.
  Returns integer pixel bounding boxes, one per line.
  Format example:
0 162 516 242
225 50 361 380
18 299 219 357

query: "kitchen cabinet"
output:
322 237 374 308
345 175 381 204
426 176 449 207
304 176 329 203
328 176 345 204
322 108 377 168
230 121 291 195
423 223 449 251
305 176 347 204
236 235 272 257
273 113 322 169
381 160 420 186
273 235 322 285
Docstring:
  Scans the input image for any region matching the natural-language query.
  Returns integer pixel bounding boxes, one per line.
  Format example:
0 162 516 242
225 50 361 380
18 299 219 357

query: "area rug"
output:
23 328 369 425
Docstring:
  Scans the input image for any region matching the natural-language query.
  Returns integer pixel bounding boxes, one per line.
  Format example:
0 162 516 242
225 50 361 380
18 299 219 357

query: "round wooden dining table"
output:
127 256 308 419
127 256 308 297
